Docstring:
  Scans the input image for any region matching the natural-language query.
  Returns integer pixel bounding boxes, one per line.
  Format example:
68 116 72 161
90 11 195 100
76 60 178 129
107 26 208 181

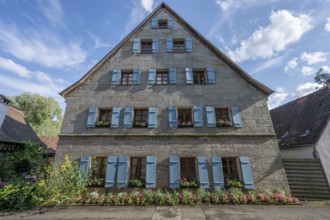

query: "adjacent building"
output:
57 3 289 191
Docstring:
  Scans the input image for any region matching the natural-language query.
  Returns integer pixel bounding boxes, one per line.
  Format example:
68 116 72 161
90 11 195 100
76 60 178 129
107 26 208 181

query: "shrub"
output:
225 179 243 189
128 178 145 187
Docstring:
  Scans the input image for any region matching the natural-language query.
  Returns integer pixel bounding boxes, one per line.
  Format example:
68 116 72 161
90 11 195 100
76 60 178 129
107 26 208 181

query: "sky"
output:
0 0 330 112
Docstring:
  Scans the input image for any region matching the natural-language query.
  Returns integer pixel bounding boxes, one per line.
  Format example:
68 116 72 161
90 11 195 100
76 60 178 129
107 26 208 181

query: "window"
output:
215 108 232 127
156 71 169 85
121 71 133 85
180 157 196 180
173 39 185 53
178 109 193 127
134 109 148 127
89 156 106 187
158 19 168 28
141 40 152 54
193 70 206 84
222 157 239 181
130 157 146 179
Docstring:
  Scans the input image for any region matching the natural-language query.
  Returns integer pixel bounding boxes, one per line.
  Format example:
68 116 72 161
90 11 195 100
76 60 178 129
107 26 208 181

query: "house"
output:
0 94 43 152
57 3 289 191
270 84 330 198
39 136 59 158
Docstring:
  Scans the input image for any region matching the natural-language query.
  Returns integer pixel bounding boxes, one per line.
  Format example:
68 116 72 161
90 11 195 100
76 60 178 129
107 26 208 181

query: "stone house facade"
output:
57 3 289 191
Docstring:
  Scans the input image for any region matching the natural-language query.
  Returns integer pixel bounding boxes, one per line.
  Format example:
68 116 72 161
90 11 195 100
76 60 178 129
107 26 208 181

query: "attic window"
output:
173 39 185 53
158 20 168 28
141 40 152 54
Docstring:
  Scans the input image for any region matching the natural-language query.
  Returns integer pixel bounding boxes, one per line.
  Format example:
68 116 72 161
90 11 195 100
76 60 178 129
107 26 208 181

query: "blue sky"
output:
0 0 329 112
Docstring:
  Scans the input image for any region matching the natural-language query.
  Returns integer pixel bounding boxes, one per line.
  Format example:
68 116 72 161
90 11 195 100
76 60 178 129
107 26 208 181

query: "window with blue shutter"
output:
166 38 173 52
185 68 193 84
86 107 98 128
105 156 118 188
207 68 215 84
239 156 255 190
79 156 90 182
148 68 156 84
206 106 216 127
133 38 140 53
123 106 133 128
112 69 119 85
168 19 174 28
116 156 129 188
148 107 157 128
152 39 159 53
231 106 242 128
193 106 203 127
146 156 156 188
169 156 180 188
168 106 177 128
133 69 140 84
186 38 192 52
111 107 121 128
211 156 224 189
197 156 210 189
151 19 157 28
169 68 176 84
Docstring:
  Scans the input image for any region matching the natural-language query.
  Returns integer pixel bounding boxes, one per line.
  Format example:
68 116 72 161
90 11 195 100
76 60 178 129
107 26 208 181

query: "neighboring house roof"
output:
0 106 43 145
39 136 59 155
270 87 330 147
60 2 273 98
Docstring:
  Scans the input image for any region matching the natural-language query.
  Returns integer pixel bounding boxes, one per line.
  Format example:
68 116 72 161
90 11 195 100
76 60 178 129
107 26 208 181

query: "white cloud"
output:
284 58 298 73
0 23 87 68
86 31 112 50
0 56 32 78
215 0 235 11
321 65 330 72
300 51 328 65
38 0 65 28
268 87 289 109
254 56 283 73
301 66 316 76
228 10 313 62
294 82 318 98
214 0 280 12
325 16 330 32
140 0 154 12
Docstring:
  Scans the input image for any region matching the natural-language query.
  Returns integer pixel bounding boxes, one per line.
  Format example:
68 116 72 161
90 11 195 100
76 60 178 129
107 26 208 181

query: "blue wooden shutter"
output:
207 68 215 84
123 106 133 128
152 39 159 53
197 156 210 189
169 68 176 84
169 156 180 188
168 19 174 28
231 106 242 128
151 19 157 28
79 156 90 182
86 107 98 128
116 156 128 188
186 38 192 52
239 156 255 190
211 156 224 189
111 107 121 128
148 68 156 84
148 107 157 128
185 68 193 84
166 38 173 52
146 156 156 188
193 106 203 127
133 38 140 53
105 156 118 188
168 106 177 128
206 106 216 128
111 69 119 85
133 69 140 84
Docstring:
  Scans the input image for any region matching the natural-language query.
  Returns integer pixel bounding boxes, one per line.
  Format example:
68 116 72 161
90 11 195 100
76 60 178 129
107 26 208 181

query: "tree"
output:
10 93 63 136
314 67 330 87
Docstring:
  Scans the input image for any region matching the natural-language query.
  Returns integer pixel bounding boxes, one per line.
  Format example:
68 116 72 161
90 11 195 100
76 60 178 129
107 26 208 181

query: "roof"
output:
0 106 43 145
39 136 59 155
270 87 330 146
60 2 273 98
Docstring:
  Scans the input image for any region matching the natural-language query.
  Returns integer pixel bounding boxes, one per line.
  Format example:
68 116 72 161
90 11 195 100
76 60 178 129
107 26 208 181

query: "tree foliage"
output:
314 68 330 86
10 93 63 136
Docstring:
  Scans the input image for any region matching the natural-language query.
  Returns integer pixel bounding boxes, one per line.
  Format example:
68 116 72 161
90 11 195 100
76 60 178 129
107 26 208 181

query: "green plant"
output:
216 119 233 127
128 178 146 187
45 155 87 206
154 190 165 205
179 177 198 188
95 121 110 127
225 179 243 189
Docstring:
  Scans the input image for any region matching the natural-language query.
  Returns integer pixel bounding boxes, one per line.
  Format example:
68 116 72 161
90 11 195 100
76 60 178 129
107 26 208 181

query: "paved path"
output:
1 203 330 220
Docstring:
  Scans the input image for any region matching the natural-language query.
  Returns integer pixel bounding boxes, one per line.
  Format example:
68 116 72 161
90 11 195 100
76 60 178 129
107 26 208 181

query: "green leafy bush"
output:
128 178 145 187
